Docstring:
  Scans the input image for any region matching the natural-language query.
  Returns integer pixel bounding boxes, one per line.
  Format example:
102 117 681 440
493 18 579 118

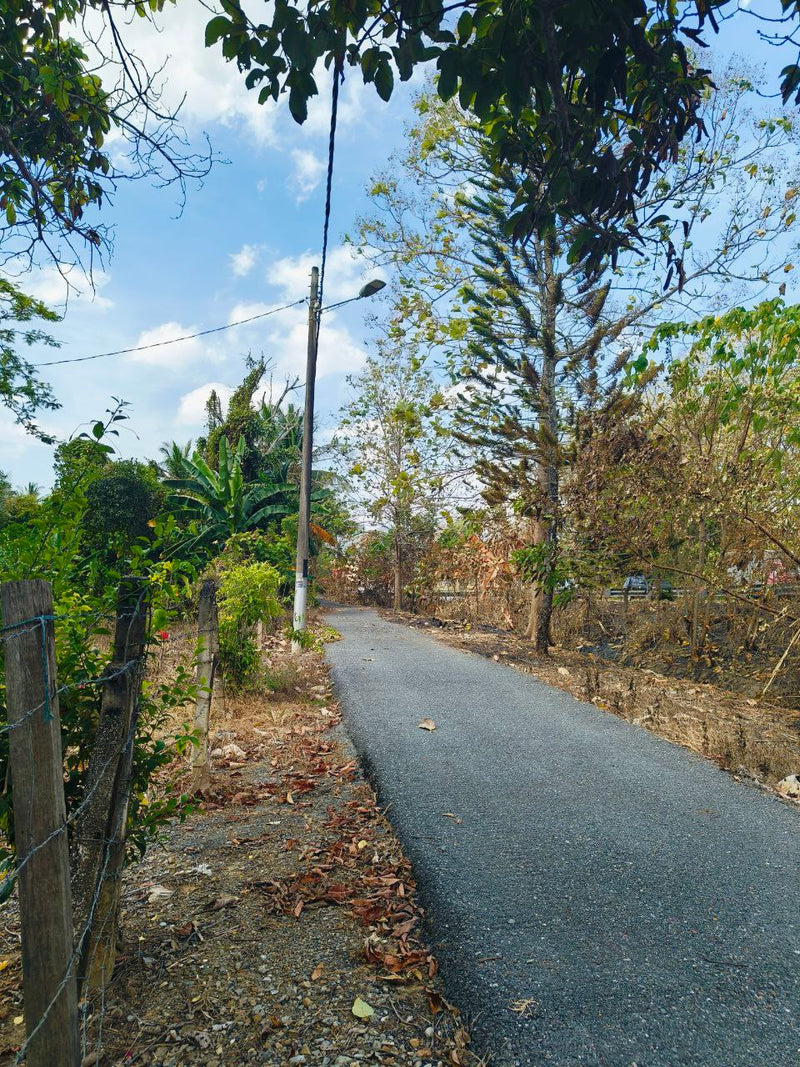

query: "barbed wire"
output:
3 661 142 894
2 591 151 1064
1 587 241 1063
12 730 138 1066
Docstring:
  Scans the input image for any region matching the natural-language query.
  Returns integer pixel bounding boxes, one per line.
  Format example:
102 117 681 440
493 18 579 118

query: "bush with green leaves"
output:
0 412 199 891
0 586 199 894
220 529 295 598
216 561 283 690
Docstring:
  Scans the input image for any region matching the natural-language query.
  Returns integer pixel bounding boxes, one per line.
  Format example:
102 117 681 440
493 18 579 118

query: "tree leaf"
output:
352 996 375 1019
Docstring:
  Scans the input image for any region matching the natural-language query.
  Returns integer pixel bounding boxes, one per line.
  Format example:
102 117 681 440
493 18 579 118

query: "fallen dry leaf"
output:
425 987 443 1014
209 894 238 911
147 885 173 905
351 996 375 1019
418 718 436 732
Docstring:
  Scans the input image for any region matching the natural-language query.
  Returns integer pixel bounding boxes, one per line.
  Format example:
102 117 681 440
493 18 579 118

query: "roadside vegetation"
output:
327 84 800 715
3 1 800 1062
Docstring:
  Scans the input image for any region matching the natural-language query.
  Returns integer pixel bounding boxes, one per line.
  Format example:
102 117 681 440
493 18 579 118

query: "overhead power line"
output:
32 297 307 368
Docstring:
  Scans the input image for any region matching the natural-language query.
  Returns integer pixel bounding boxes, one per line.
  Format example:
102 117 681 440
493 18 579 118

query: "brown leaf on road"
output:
418 718 436 731
425 987 443 1014
209 894 238 911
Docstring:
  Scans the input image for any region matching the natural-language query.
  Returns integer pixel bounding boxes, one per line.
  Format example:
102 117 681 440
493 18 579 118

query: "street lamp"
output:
291 269 386 653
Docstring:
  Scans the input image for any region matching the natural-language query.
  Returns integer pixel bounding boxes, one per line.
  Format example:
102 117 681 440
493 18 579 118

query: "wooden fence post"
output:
191 579 218 792
72 577 148 993
1 580 80 1067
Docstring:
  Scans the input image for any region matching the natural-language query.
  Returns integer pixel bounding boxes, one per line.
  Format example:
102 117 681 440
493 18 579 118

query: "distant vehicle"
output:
650 577 675 600
622 575 648 595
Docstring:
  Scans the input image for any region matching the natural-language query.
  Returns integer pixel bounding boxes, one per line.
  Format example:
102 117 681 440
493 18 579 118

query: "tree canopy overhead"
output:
1 0 212 270
207 0 800 271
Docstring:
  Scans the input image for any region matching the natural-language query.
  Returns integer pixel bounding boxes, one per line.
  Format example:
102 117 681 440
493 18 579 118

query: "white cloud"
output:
266 244 377 304
85 5 280 146
126 321 214 368
263 308 367 381
228 301 274 324
25 266 114 311
229 244 259 278
176 382 234 426
289 149 325 203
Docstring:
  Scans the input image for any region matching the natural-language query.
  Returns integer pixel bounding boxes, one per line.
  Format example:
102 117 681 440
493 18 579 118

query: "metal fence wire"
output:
0 580 154 1067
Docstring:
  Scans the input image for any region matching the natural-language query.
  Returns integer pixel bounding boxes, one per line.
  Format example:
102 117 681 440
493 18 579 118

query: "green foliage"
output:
157 438 194 479
337 341 445 601
203 358 304 488
220 530 296 597
0 278 61 440
284 622 340 651
126 665 199 860
0 582 198 872
84 471 156 540
204 0 723 270
216 561 282 690
1 0 210 263
286 625 317 651
0 411 200 875
206 359 269 481
165 435 295 546
53 435 111 493
644 299 800 440
1 0 113 248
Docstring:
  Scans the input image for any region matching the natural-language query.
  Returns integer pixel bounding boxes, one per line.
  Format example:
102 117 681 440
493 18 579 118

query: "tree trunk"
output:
191 579 218 793
525 237 560 655
691 515 707 669
525 510 555 653
393 534 402 611
74 578 148 995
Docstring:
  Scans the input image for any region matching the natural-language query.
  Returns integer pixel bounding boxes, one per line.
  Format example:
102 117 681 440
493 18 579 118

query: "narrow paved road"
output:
324 604 800 1067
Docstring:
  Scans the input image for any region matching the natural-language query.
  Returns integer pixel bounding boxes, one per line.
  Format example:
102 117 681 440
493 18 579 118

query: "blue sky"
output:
2 0 794 487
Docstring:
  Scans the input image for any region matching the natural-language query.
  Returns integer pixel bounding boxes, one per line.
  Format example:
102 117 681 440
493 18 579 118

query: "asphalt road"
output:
323 604 800 1067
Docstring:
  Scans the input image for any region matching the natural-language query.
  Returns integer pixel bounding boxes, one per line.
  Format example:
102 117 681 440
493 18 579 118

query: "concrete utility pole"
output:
292 265 319 653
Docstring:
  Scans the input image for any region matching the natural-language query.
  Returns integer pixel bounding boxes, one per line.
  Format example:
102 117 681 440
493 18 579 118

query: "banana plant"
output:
164 436 293 542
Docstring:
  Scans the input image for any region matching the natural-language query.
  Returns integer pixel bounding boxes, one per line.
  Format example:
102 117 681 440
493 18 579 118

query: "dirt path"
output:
0 639 480 1067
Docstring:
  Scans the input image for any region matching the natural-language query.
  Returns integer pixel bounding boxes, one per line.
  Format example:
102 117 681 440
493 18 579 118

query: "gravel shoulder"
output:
324 603 800 1067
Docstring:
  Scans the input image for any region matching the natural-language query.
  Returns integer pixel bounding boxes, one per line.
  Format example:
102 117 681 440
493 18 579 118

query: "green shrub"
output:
221 530 295 597
217 561 282 690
